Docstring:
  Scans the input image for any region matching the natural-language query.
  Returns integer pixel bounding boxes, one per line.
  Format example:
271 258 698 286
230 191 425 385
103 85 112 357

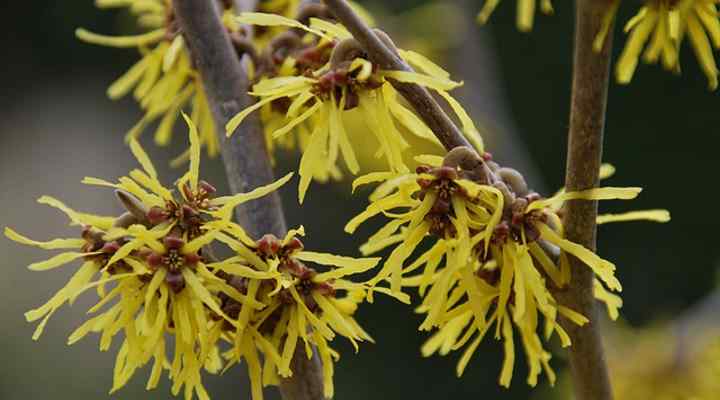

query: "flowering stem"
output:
557 1 615 399
171 1 325 399
322 0 472 151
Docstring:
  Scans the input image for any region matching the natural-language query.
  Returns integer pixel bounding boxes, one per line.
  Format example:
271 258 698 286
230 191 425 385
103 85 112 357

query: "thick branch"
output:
323 0 471 151
173 0 285 239
172 1 325 399
556 1 615 399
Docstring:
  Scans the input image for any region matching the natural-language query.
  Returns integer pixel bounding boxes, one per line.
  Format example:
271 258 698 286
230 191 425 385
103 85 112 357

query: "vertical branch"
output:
557 1 615 399
172 1 325 399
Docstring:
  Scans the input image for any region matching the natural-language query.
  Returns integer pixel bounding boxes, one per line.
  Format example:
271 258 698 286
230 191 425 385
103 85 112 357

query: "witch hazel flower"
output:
4 116 295 400
225 8 483 202
597 0 720 89
201 225 404 400
347 147 669 387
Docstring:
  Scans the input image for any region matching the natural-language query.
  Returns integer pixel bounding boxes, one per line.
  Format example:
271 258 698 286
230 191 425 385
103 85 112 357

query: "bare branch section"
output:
173 0 285 239
557 1 615 399
322 0 471 151
172 1 324 399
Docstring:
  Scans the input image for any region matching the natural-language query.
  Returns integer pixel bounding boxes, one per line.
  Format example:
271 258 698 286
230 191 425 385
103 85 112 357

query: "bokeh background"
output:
2 1 719 399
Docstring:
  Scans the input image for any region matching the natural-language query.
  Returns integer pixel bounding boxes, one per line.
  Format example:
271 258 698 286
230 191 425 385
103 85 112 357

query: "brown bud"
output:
163 235 185 250
435 166 458 181
147 206 168 225
147 252 163 268
257 234 282 256
296 3 334 25
498 168 529 197
330 38 366 68
115 190 149 223
284 237 304 253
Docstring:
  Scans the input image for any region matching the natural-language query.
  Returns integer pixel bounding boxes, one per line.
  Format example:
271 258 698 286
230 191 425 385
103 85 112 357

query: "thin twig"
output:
172 1 325 399
555 1 615 399
323 0 471 151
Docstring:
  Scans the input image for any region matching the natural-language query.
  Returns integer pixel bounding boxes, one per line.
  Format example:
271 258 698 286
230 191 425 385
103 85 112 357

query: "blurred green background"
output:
1 1 718 399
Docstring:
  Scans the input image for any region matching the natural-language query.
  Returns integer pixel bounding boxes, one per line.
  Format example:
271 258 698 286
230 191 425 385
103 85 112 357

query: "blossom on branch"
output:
226 11 483 202
347 148 669 387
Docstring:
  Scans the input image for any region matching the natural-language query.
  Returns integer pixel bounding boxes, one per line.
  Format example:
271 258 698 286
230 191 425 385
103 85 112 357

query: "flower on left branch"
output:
4 115 294 400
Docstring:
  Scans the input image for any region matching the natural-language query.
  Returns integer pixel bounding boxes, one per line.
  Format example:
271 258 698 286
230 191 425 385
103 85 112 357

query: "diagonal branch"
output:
323 0 471 151
172 1 324 399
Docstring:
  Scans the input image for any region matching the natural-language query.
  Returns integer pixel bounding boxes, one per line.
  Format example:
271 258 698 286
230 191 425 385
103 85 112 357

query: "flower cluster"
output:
347 148 669 387
75 0 243 162
225 10 483 202
601 0 720 89
478 0 554 32
5 118 385 400
478 0 720 89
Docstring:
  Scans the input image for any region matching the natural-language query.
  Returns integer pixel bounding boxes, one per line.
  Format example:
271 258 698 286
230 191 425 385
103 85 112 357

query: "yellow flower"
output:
226 13 482 203
348 150 669 387
75 0 243 162
477 0 554 32
5 116 294 400
607 324 720 399
204 226 404 400
598 0 720 89
549 323 720 399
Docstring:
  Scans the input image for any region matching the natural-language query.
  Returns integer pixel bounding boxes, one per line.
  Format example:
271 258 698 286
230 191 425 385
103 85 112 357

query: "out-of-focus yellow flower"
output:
227 12 482 203
5 117 294 400
607 325 720 399
547 323 720 399
75 0 243 162
597 0 720 89
477 0 554 32
348 150 669 387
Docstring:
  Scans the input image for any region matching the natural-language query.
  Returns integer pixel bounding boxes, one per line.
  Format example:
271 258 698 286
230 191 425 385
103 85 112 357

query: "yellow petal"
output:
538 224 621 291
4 227 84 250
75 28 165 48
28 251 96 271
211 172 294 211
38 196 115 230
597 209 670 224
381 70 462 91
528 187 642 212
236 12 328 39
182 112 201 190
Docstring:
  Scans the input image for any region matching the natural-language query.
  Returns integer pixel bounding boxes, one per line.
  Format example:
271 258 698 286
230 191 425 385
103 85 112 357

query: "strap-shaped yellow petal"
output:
28 251 97 271
182 112 201 190
381 70 462 91
129 137 158 179
528 186 643 212
75 28 165 48
38 196 115 230
5 227 84 250
597 209 670 224
236 12 329 39
538 223 622 291
211 172 294 211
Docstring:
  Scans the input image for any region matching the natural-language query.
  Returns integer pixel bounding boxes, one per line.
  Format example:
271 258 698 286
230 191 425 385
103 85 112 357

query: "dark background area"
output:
1 1 717 399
